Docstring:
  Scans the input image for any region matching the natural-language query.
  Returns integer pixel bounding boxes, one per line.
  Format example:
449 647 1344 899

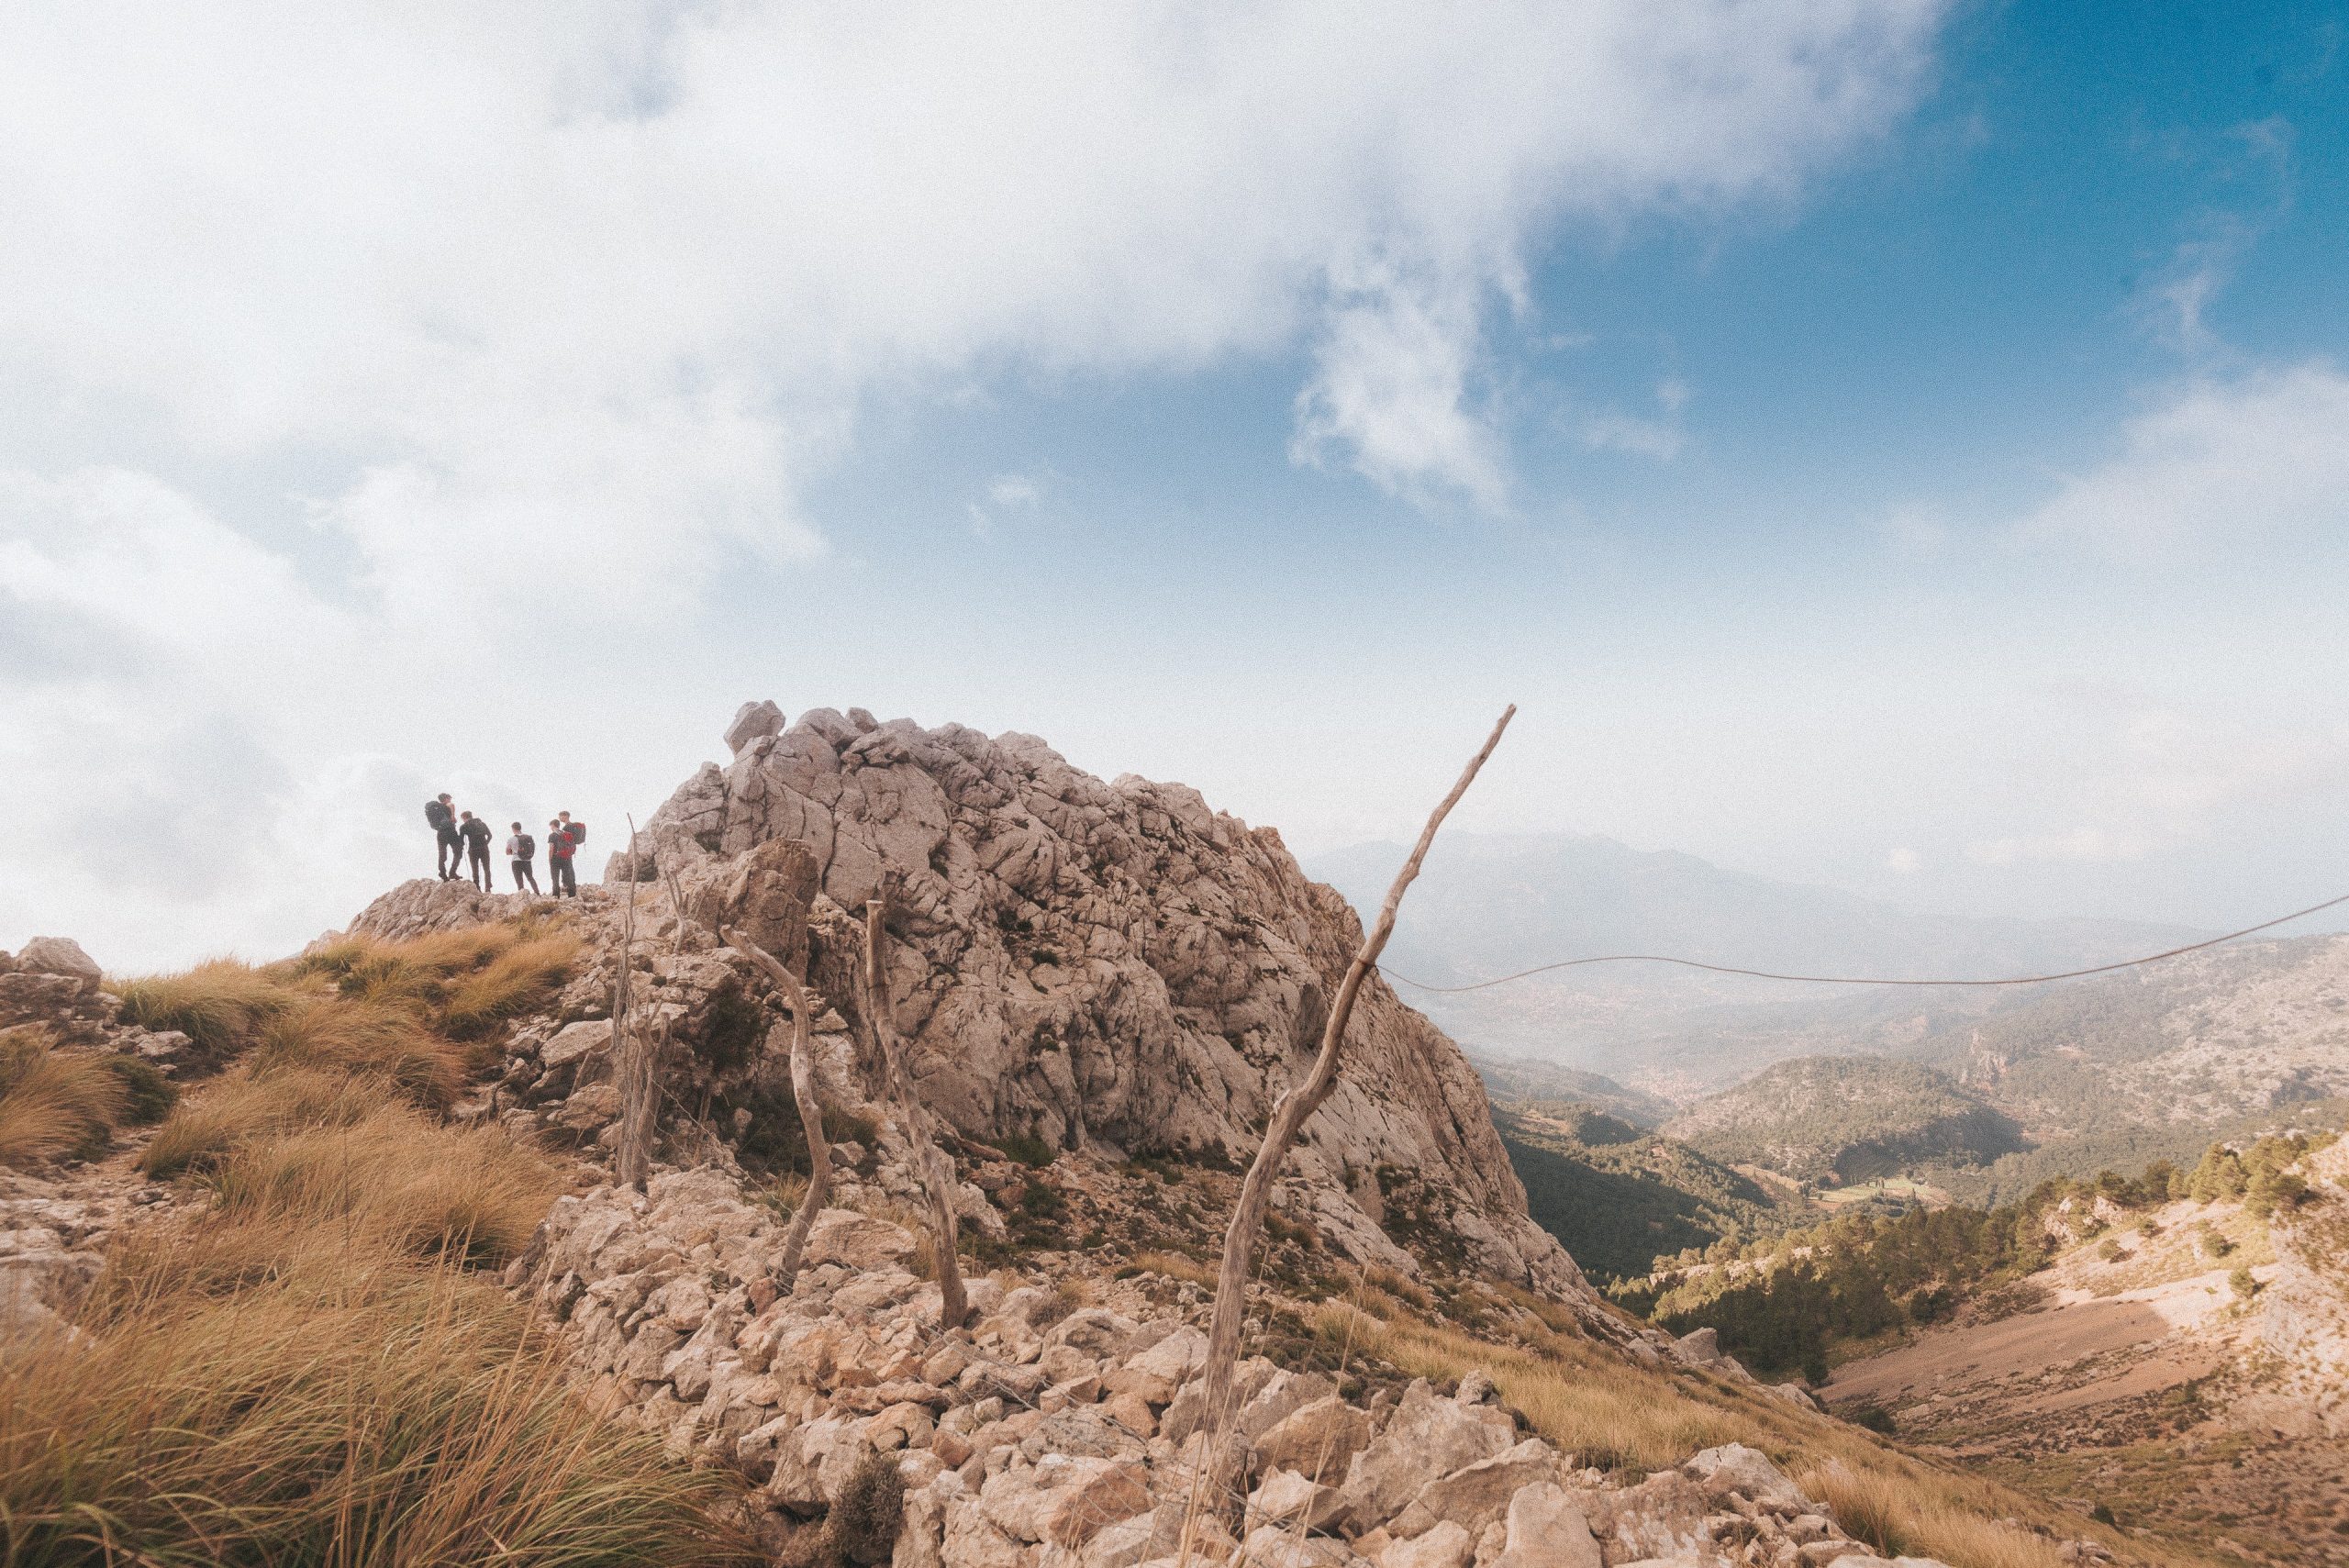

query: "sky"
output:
5 1 2348 972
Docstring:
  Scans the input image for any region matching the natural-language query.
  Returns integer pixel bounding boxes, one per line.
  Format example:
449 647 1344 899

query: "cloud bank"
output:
0 1 1947 964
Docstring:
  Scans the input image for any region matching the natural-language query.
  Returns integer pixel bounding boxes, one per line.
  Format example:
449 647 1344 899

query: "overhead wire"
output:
1375 888 2349 995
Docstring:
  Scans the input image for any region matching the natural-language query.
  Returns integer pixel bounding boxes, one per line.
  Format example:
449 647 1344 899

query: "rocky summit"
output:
545 703 1577 1299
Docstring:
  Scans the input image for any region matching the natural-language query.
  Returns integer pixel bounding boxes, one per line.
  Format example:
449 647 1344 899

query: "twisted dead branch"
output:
1187 705 1516 1507
862 892 971 1329
724 920 831 1289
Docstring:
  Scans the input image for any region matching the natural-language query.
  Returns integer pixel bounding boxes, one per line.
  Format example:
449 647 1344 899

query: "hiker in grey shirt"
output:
507 822 541 894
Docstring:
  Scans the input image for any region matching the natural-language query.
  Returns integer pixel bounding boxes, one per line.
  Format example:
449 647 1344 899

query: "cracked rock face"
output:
626 706 1581 1296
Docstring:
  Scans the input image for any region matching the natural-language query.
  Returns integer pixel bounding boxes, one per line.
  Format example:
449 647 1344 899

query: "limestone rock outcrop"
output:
611 706 1578 1296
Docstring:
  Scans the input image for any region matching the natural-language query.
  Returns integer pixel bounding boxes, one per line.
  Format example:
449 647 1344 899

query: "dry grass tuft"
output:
114 959 306 1059
1131 1250 1219 1288
1 1237 756 1567
205 1107 562 1267
250 995 467 1110
442 930 581 1038
0 1028 126 1168
292 921 580 1040
141 1066 397 1179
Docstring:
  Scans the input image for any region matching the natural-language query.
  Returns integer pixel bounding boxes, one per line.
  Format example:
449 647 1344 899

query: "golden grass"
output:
8 910 756 1565
442 930 581 1038
113 959 306 1058
141 1066 398 1179
0 1233 756 1567
1132 1250 1219 1288
1317 1292 2220 1568
292 922 580 1039
0 1028 125 1168
204 1106 562 1267
250 995 467 1110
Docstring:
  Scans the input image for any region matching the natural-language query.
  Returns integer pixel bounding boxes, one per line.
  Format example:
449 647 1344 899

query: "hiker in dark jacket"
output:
459 810 493 891
547 817 577 896
426 794 461 879
507 822 540 894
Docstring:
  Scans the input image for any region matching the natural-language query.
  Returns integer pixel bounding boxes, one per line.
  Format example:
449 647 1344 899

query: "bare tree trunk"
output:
614 819 656 1193
725 923 832 1291
1192 706 1514 1482
863 895 971 1329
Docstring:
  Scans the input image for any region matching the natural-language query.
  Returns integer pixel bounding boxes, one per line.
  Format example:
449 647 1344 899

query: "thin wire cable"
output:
1375 888 2349 995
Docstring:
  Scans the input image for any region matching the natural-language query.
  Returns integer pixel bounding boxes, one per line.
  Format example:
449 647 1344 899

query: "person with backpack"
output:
425 794 461 879
507 821 540 894
557 812 585 856
547 816 577 896
459 810 494 891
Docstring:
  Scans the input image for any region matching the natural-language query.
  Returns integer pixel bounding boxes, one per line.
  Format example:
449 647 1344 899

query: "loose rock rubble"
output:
518 1169 1956 1568
0 938 195 1332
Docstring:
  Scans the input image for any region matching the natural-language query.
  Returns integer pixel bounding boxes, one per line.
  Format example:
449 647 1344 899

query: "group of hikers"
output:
425 795 587 896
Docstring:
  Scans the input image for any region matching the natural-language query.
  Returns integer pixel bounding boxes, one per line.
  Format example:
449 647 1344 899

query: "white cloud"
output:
2017 362 2349 558
1576 411 1687 462
0 2 1943 549
1965 828 2151 867
0 1 1949 964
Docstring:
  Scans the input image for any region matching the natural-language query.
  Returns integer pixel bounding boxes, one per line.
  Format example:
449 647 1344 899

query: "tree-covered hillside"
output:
1664 1054 2024 1184
1497 1103 1787 1282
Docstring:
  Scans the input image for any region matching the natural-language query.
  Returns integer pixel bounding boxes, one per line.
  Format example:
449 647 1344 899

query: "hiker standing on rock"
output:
547 816 578 897
459 810 493 891
507 821 540 894
426 794 462 879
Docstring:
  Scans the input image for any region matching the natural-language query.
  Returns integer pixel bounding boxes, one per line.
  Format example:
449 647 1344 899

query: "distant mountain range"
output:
1308 831 2203 1096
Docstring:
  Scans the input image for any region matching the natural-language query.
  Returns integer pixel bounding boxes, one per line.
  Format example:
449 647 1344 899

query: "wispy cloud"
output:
2016 361 2349 559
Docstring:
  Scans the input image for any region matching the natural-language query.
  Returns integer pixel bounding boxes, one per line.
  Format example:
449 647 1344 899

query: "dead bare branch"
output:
863 893 971 1329
1188 704 1516 1507
725 920 831 1290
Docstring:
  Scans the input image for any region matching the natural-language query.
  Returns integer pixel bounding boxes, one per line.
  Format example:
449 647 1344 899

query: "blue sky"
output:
4 2 2346 967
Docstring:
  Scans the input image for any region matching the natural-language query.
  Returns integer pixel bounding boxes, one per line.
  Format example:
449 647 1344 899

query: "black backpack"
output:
518 833 536 858
425 799 451 830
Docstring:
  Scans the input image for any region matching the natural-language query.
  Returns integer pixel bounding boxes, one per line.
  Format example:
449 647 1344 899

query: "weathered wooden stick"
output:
863 895 971 1329
614 818 655 1193
1192 706 1515 1485
724 922 831 1290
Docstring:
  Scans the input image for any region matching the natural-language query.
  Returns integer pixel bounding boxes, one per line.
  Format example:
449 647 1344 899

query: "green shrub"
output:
102 1055 177 1125
995 1131 1053 1167
823 1452 904 1566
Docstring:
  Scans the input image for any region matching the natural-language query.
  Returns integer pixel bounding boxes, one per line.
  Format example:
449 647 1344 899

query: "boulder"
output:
1337 1380 1515 1531
1254 1396 1374 1485
1379 1520 1474 1568
1386 1440 1561 1540
726 699 788 757
978 1454 1152 1550
1681 1444 1806 1510
1251 1467 1346 1534
1491 1482 1601 1568
15 937 101 990
1103 1325 1208 1406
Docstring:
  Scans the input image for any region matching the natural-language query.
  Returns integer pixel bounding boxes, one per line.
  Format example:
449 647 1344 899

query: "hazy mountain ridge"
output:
1310 831 2203 1092
1662 1055 2025 1185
